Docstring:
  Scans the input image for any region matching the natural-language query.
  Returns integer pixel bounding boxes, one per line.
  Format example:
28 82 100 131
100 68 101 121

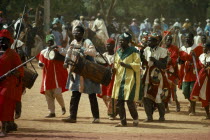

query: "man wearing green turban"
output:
112 32 141 127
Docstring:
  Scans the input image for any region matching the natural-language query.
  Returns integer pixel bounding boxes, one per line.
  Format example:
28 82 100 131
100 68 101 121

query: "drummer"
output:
97 38 118 120
37 34 68 118
62 25 101 123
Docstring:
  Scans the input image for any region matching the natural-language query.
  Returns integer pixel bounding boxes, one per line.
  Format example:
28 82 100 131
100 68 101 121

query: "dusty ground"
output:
2 61 210 140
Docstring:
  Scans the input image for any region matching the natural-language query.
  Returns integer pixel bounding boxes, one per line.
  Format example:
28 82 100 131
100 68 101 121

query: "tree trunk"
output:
44 0 50 33
106 0 117 24
98 0 117 24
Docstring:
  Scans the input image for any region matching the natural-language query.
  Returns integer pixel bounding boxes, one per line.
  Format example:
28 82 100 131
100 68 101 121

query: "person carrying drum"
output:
37 34 68 118
0 29 24 137
97 38 118 120
62 25 101 123
111 33 141 127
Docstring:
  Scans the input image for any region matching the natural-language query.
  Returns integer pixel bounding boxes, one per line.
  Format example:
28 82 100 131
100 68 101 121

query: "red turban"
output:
106 38 115 45
0 29 14 44
163 31 171 37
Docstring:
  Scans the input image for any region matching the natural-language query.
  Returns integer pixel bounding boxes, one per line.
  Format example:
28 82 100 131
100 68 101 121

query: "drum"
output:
70 54 112 86
48 49 65 61
22 67 38 89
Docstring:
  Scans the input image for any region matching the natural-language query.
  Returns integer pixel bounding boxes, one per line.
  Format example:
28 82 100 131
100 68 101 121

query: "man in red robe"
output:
37 34 68 118
0 29 24 137
191 42 210 119
179 33 203 116
163 35 180 112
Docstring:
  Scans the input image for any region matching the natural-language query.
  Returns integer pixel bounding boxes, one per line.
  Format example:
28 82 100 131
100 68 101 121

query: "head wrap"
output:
46 34 54 43
119 32 132 42
0 29 14 44
106 38 115 45
163 31 172 37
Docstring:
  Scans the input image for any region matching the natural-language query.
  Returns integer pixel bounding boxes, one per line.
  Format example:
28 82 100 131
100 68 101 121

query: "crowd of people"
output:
0 10 210 137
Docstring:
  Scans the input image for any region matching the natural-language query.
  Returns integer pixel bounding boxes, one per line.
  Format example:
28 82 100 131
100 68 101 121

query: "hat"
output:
0 29 14 44
46 34 54 43
107 38 115 45
185 18 189 21
119 32 132 42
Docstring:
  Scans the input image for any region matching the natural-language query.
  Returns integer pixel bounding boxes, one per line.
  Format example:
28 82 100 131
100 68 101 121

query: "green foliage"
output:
2 0 210 23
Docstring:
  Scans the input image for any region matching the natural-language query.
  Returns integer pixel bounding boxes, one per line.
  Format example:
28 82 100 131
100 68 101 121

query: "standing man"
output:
112 32 140 127
62 26 101 123
97 38 117 120
163 35 180 112
191 42 210 119
179 33 203 116
37 34 67 118
139 18 151 40
0 29 24 137
142 34 169 122
130 18 140 42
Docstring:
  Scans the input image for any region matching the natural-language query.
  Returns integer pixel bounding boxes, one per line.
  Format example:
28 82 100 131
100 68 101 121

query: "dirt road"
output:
2 62 210 140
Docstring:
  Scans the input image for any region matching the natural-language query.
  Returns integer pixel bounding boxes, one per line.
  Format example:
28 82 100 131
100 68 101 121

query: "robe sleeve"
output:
83 39 97 57
129 52 141 72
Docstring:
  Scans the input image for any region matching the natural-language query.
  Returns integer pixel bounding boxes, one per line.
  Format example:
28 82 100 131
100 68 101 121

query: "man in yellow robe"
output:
112 32 141 127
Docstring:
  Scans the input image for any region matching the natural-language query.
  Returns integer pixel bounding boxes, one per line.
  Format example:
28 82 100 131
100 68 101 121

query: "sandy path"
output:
2 62 210 140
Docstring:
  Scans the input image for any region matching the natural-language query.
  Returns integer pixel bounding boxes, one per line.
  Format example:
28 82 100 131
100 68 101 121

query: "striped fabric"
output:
112 47 141 101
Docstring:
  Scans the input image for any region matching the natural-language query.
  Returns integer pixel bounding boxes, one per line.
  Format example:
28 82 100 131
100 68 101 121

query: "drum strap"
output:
94 45 109 64
81 38 108 64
